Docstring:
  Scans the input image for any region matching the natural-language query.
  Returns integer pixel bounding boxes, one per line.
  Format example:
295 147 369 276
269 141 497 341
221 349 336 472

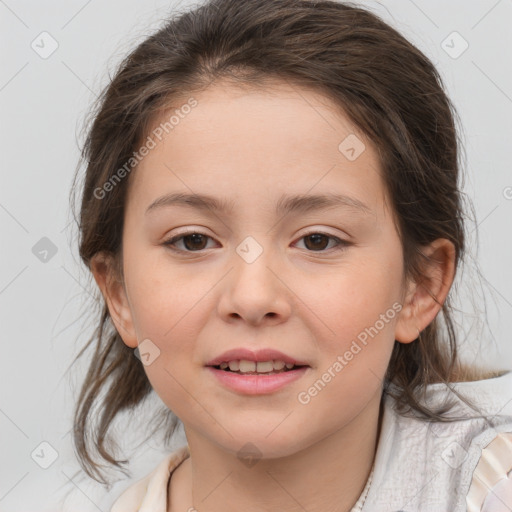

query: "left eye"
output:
163 231 349 253
295 232 348 252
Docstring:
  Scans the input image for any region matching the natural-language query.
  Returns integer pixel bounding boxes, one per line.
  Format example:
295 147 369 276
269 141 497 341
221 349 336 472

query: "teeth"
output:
219 359 297 373
256 361 274 373
228 360 240 371
274 360 285 370
238 360 256 372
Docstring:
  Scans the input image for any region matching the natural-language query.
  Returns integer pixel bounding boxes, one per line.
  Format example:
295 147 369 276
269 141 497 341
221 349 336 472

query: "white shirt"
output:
110 371 512 512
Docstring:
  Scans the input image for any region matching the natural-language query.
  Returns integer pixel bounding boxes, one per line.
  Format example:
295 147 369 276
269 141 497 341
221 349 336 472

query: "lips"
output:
205 347 310 367
207 365 309 394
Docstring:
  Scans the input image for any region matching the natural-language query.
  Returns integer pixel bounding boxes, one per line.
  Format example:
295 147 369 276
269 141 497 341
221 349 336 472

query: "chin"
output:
216 426 311 461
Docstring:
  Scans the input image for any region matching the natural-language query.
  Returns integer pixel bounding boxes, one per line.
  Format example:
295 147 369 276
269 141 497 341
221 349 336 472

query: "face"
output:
105 80 414 458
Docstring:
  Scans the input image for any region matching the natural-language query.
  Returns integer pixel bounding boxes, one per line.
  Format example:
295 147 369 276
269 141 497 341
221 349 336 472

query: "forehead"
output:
153 79 360 150
126 79 388 219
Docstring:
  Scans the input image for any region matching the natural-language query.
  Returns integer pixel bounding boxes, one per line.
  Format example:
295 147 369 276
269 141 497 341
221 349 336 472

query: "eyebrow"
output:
145 191 373 217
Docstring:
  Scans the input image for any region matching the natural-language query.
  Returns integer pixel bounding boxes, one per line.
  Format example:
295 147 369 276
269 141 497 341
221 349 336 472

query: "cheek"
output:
122 246 214 369
298 254 402 376
307 257 401 330
124 259 207 414
124 246 205 338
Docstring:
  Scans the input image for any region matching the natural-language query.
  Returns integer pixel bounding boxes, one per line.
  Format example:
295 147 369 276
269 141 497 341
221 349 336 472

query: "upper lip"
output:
206 348 309 367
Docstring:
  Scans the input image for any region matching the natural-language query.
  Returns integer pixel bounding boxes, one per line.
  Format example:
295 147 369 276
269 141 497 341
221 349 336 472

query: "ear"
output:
394 238 456 344
90 252 138 348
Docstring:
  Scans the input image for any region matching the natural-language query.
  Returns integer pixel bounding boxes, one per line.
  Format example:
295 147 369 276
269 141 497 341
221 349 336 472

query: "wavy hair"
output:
67 0 501 486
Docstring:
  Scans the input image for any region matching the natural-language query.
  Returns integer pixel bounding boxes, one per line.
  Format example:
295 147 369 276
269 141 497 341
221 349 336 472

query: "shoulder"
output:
110 444 190 512
467 431 512 512
363 370 512 512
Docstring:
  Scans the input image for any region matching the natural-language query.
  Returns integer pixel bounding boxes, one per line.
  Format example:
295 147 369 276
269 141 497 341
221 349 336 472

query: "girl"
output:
70 0 512 510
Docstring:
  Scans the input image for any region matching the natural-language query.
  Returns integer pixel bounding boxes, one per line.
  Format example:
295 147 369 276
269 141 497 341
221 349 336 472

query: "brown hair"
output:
68 0 501 486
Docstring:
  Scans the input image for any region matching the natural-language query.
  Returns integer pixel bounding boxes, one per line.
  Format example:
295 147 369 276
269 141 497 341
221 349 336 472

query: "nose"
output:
217 241 292 326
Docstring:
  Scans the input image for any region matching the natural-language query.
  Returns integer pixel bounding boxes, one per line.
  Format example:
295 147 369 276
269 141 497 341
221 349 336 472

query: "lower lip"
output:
206 366 309 395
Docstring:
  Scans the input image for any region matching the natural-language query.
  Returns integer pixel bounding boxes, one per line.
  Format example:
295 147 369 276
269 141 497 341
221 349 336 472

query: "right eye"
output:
162 231 218 253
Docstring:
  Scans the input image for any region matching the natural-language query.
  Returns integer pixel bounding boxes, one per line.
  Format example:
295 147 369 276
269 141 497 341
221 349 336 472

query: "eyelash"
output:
162 230 350 254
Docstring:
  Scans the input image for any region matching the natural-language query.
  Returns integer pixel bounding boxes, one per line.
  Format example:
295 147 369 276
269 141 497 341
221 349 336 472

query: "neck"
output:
169 390 384 512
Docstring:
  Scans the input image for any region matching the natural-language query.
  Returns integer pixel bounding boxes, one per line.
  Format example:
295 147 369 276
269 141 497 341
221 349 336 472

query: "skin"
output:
91 79 456 512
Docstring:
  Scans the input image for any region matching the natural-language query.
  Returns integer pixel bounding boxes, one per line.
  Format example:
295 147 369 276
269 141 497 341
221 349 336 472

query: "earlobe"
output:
90 252 138 348
394 238 456 344
394 279 420 344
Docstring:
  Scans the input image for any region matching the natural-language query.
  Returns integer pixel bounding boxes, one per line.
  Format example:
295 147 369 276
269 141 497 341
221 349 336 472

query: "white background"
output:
1 0 511 510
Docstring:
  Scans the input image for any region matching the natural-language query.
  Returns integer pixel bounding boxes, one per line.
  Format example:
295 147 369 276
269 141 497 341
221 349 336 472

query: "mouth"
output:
204 349 311 394
209 360 310 375
206 361 310 395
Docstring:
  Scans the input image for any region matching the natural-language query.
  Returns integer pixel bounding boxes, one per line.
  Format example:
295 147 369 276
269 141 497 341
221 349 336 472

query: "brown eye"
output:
296 232 349 252
303 233 330 251
181 233 208 251
163 232 214 252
